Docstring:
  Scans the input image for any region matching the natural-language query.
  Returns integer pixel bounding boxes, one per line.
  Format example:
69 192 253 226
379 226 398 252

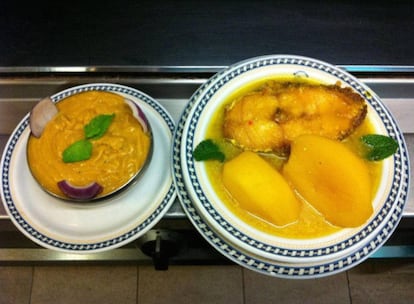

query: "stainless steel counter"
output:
0 68 413 265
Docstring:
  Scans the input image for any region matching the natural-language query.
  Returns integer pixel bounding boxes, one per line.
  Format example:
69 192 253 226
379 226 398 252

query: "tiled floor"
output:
1 260 414 304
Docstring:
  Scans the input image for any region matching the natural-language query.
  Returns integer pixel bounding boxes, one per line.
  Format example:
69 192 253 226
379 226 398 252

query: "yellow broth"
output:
203 78 383 239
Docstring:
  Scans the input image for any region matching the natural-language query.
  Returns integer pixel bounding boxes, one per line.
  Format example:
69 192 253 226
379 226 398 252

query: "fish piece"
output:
223 92 287 153
275 83 367 142
223 82 367 154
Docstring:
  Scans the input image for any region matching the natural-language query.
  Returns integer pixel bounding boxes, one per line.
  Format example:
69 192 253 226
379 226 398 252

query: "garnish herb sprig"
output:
193 139 225 162
360 134 399 161
62 114 115 163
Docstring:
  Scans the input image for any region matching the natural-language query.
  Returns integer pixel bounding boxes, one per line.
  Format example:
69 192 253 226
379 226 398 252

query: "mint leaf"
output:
360 134 399 161
193 139 225 162
62 139 93 163
62 114 114 163
84 114 115 139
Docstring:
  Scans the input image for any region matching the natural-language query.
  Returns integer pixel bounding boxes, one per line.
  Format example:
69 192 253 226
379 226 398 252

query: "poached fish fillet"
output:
223 81 367 155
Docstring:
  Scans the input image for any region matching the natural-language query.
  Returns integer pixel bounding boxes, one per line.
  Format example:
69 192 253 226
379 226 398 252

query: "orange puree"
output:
27 91 151 198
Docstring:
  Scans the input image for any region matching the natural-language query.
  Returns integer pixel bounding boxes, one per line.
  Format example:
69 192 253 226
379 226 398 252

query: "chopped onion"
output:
124 98 150 133
57 180 103 200
29 97 58 137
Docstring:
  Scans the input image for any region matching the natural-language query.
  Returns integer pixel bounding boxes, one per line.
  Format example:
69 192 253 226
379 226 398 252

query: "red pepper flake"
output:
248 120 253 126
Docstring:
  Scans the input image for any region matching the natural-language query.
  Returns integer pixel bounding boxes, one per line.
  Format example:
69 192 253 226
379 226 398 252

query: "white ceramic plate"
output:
1 83 176 253
173 55 410 268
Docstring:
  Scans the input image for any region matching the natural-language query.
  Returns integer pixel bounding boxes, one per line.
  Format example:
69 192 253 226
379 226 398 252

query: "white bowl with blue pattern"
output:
173 55 410 269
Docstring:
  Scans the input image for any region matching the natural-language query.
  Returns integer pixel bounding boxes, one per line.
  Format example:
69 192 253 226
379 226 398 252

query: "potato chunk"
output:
283 135 373 227
222 151 300 226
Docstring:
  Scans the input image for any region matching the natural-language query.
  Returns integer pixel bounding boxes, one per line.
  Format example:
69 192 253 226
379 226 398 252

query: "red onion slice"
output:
57 180 103 200
29 97 58 138
124 98 150 133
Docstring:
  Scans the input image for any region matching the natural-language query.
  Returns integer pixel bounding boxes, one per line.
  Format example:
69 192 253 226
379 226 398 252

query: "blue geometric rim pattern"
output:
1 83 176 252
173 55 410 277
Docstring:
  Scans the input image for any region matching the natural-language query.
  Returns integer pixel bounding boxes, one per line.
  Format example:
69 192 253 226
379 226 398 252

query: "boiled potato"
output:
222 151 300 226
283 135 373 227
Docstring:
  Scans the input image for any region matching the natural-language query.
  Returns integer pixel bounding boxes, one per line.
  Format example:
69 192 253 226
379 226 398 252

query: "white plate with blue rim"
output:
172 55 410 272
1 83 176 253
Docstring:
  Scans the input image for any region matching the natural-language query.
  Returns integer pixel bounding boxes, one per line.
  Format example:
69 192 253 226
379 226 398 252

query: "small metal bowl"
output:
26 85 153 202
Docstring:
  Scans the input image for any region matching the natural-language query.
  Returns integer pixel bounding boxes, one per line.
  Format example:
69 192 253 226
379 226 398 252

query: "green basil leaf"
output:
62 139 93 163
193 139 225 162
84 114 115 139
360 134 399 161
